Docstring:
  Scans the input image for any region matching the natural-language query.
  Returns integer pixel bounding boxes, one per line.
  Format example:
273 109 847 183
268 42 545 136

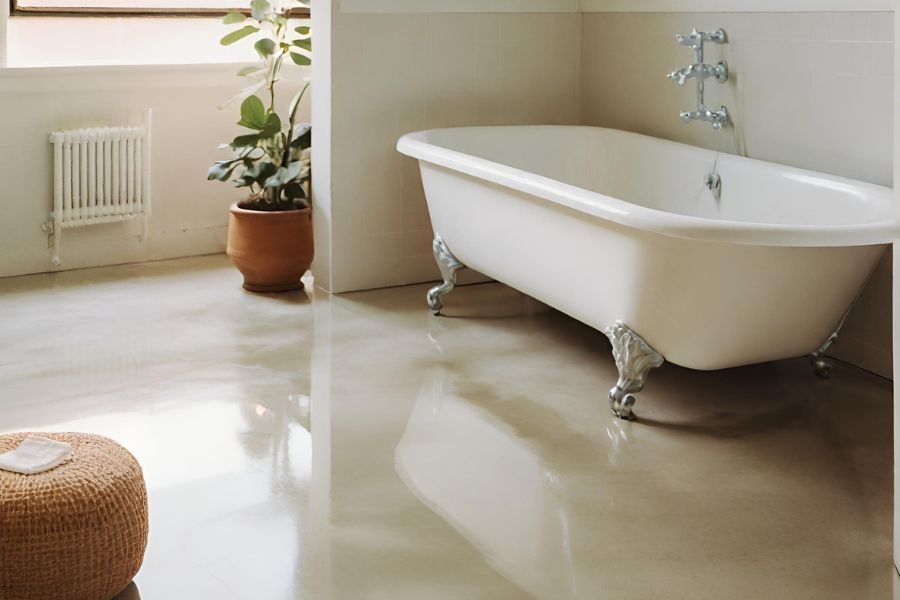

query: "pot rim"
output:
230 201 312 217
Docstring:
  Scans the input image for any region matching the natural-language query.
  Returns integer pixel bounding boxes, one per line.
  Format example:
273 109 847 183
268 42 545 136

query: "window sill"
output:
0 61 310 94
2 58 256 71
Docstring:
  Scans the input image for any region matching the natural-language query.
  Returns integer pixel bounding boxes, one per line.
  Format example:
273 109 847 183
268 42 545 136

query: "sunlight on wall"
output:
7 17 311 67
17 0 240 6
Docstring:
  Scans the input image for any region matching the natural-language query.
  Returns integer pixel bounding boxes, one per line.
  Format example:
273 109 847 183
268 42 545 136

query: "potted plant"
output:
208 0 313 293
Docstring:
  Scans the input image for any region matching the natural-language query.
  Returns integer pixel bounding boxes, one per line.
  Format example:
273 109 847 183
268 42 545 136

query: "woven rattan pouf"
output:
0 432 149 600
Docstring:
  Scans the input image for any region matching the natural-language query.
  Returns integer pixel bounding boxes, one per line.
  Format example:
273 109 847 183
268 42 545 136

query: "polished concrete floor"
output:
0 255 893 600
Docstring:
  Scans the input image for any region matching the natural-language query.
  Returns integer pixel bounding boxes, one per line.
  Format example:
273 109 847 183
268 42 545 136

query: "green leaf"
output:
285 160 304 181
254 38 277 57
295 25 311 37
236 161 278 187
288 82 310 124
223 11 246 24
230 133 261 149
220 25 259 46
208 160 240 181
260 112 282 138
263 168 288 188
238 95 267 130
218 79 266 110
263 161 303 188
283 181 307 201
291 123 311 149
293 39 311 52
290 52 311 66
236 64 264 77
250 0 270 21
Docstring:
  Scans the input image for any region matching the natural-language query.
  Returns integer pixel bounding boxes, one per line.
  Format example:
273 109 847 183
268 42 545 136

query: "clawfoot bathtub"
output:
397 126 896 420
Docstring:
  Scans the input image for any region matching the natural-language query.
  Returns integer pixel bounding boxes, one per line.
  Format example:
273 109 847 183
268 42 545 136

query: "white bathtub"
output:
397 126 896 416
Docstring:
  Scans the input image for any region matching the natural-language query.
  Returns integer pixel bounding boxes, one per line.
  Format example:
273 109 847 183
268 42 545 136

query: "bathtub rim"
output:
397 126 898 248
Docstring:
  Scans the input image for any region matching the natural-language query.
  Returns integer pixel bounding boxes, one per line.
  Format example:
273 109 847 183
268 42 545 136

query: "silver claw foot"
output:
808 332 838 379
604 321 665 420
426 234 465 315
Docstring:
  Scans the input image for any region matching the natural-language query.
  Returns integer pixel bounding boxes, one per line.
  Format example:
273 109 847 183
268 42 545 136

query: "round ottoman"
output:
0 432 148 600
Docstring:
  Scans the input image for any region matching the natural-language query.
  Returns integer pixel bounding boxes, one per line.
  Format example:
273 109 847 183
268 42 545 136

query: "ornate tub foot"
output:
426 234 465 315
808 332 838 379
604 321 665 420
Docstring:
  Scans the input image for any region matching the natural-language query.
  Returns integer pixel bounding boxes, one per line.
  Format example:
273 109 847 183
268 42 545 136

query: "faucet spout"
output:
667 62 728 86
676 28 726 49
667 28 729 130
705 172 722 200
667 65 696 86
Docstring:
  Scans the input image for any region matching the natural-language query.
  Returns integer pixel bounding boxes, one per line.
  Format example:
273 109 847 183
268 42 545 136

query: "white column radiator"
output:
45 110 152 267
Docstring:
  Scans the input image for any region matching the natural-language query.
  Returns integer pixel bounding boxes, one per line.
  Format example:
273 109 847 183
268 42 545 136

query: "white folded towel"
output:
0 436 73 475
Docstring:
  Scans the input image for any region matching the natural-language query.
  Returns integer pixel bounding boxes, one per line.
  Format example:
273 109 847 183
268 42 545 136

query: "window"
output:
10 0 309 17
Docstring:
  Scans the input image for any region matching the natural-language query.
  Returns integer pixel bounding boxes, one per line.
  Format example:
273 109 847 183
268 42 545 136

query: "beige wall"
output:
0 63 311 279
318 8 582 292
835 252 893 378
582 11 894 377
582 12 893 184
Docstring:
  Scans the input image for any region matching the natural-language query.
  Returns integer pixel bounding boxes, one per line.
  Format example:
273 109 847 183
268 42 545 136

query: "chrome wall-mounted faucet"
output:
668 28 729 129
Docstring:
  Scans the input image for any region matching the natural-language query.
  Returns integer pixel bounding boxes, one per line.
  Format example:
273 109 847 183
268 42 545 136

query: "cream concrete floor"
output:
0 255 893 600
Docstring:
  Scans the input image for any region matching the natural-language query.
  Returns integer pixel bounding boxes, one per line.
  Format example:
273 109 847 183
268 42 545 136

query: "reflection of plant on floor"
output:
208 0 312 212
238 395 310 475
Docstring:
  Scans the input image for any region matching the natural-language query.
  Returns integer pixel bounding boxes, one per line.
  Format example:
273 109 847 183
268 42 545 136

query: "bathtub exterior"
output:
399 127 894 371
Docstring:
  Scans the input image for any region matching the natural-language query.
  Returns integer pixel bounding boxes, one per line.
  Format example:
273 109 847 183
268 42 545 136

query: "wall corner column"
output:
310 0 335 292
1 0 10 68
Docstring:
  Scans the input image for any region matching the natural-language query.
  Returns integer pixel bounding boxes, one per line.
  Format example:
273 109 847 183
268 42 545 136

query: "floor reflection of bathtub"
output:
395 364 893 600
395 371 582 599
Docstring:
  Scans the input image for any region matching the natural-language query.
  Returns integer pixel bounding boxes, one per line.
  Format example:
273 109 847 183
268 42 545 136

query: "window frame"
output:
9 0 309 17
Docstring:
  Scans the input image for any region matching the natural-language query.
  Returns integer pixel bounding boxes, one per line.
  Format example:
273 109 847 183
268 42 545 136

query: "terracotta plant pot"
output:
226 202 314 293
